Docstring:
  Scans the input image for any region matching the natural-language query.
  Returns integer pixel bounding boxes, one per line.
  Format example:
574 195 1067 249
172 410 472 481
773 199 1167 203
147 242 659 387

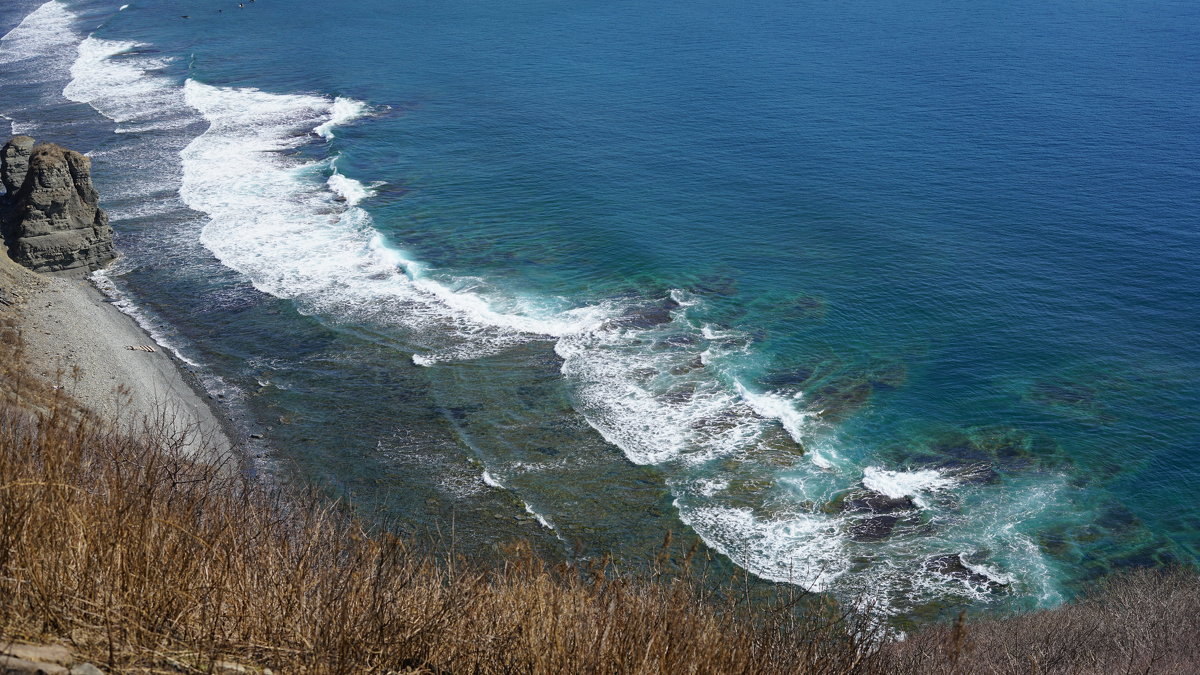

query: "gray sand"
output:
18 276 234 464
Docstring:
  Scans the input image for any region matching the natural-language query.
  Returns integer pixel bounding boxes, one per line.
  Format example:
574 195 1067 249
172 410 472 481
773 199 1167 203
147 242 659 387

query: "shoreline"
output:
16 271 237 467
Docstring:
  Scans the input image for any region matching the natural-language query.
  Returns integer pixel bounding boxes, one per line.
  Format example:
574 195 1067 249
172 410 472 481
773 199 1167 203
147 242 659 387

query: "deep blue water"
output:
2 0 1198 621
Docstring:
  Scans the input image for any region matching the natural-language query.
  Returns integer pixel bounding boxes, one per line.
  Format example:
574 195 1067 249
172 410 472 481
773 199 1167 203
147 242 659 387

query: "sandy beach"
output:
16 272 234 464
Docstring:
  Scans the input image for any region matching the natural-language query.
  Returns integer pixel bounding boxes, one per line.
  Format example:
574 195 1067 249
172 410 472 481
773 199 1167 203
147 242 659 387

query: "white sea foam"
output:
181 79 387 305
415 279 605 342
314 96 369 140
0 2 76 72
0 0 78 123
557 327 754 466
733 379 839 469
961 556 1015 587
862 466 956 507
64 36 192 133
481 470 562 537
102 197 183 222
58 27 205 234
119 4 129 10
181 78 613 367
436 472 486 498
693 478 730 497
327 169 380 206
677 503 849 591
700 324 738 340
522 501 556 531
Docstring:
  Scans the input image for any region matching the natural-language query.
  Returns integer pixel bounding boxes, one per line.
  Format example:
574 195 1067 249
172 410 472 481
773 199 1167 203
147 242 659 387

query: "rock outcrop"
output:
1 135 34 194
1 136 115 274
0 641 106 674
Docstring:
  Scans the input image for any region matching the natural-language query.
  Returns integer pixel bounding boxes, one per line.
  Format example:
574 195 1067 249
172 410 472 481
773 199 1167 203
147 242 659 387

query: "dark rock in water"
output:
1096 504 1141 534
849 515 899 541
844 491 916 514
918 429 992 465
692 272 738 297
662 381 697 404
788 294 827 320
631 366 658 382
669 355 705 376
1037 528 1074 560
757 423 805 459
1 137 115 274
1027 376 1116 424
608 297 681 329
1030 380 1095 406
972 426 1069 472
868 359 908 390
971 425 1036 459
825 489 916 515
1108 542 1178 570
810 377 873 419
901 424 1070 478
925 554 1009 592
689 407 745 435
757 367 815 390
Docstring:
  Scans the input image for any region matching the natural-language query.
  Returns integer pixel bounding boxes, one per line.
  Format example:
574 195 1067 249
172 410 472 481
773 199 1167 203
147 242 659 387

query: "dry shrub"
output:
874 568 1200 674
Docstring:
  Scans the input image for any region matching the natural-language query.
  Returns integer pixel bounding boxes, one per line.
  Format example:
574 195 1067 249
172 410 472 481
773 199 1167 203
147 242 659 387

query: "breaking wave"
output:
0 1 76 83
0 0 79 134
64 36 195 134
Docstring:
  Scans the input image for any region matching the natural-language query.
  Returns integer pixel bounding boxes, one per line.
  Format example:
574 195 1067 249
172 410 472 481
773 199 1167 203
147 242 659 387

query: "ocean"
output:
2 0 1197 622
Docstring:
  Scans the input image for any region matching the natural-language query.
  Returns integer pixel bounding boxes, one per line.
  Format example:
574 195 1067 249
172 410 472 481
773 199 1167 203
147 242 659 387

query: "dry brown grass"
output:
0 406 877 674
876 568 1200 674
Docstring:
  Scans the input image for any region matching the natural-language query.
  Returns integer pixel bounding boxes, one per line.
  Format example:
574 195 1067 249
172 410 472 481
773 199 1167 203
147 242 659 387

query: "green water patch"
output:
1034 502 1185 585
882 424 1073 477
157 285 572 564
1026 375 1118 425
1015 359 1195 436
755 355 909 422
420 339 698 564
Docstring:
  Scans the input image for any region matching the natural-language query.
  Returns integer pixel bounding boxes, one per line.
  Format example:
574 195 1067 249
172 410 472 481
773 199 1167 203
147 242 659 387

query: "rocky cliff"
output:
1 136 115 274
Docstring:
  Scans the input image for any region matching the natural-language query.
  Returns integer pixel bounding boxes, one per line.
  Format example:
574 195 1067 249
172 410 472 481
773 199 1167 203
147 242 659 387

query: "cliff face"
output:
0 136 115 274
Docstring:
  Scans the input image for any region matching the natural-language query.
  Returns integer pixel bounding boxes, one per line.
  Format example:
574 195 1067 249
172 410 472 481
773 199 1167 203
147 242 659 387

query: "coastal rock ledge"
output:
1 136 115 274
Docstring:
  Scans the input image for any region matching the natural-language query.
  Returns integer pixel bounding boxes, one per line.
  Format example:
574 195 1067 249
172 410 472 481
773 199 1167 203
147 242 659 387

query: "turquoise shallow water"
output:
2 0 1198 621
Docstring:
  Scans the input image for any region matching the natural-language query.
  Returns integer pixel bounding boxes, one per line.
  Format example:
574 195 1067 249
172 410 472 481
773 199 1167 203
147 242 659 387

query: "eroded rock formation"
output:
1 136 115 274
